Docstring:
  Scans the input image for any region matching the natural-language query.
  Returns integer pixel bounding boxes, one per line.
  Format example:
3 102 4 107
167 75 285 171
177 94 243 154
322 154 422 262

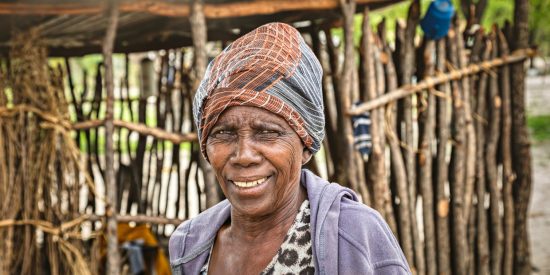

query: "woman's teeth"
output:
233 177 267 188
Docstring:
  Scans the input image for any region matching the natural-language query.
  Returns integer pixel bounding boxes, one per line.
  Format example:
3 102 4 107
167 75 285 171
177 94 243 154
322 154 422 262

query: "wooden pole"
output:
334 0 358 189
434 38 451 275
511 0 532 274
486 28 503 275
374 21 398 235
417 39 436 275
309 25 337 181
394 2 423 273
0 0 391 18
190 0 219 208
324 29 346 183
363 9 383 213
474 32 491 275
447 25 468 275
497 28 515 275
102 0 120 274
456 23 477 263
190 0 207 93
0 0 394 18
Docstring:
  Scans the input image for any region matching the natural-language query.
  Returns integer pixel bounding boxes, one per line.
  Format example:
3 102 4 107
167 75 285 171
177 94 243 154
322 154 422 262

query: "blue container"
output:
420 0 455 40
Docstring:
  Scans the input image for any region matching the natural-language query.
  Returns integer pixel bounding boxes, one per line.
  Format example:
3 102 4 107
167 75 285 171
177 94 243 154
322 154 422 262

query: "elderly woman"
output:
169 23 410 274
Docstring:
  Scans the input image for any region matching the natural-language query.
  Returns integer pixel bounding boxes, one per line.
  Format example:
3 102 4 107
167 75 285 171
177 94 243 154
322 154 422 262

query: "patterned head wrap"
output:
193 22 325 159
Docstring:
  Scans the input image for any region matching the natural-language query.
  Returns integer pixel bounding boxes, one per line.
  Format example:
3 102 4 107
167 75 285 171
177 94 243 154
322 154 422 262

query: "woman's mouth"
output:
232 176 269 188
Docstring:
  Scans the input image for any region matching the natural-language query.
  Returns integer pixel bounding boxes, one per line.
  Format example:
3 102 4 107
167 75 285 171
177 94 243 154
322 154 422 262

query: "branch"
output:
347 48 536 115
0 0 394 17
87 214 184 225
72 119 198 143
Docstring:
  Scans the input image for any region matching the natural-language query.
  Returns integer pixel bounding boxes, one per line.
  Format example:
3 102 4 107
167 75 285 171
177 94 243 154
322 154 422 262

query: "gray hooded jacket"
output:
168 169 411 274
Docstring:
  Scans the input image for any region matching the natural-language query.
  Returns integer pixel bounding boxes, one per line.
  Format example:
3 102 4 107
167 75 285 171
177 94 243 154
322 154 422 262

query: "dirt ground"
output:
527 75 550 274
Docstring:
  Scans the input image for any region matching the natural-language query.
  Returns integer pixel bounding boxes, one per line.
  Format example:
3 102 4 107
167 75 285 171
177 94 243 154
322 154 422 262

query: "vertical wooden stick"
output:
434 38 451 275
485 28 503 275
190 0 219 208
93 64 105 182
447 25 468 275
395 2 424 273
497 28 515 275
335 0 358 189
456 22 477 251
457 18 478 273
363 10 383 213
190 0 207 94
511 1 532 274
474 32 491 275
417 39 436 275
102 0 120 274
373 27 398 235
310 25 337 181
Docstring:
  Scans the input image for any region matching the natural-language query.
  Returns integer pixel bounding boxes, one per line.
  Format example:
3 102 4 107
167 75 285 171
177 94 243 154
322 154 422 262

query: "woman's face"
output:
206 106 311 217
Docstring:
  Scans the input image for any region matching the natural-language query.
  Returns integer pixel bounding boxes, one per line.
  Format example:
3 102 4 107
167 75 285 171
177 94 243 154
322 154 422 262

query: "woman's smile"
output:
225 175 274 200
230 176 269 188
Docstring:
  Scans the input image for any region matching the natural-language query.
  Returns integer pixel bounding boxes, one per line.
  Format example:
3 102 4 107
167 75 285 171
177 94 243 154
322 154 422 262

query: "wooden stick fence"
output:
0 0 534 274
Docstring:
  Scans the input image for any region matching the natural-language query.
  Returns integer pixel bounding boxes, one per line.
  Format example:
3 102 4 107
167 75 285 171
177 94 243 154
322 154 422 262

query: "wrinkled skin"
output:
205 105 312 274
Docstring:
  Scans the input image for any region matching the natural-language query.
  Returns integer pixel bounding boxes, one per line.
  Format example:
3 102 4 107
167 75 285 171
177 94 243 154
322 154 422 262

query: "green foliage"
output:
529 0 550 55
469 1 513 30
528 115 550 141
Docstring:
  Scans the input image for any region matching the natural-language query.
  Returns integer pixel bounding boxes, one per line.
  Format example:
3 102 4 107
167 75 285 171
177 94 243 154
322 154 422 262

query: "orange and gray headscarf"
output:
192 22 325 159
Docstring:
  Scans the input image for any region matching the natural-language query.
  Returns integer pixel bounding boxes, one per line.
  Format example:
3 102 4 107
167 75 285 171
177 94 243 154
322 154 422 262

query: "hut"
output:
0 0 535 274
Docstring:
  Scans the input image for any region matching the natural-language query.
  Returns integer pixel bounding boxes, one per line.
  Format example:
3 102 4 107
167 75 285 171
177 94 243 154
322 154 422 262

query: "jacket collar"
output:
301 169 358 274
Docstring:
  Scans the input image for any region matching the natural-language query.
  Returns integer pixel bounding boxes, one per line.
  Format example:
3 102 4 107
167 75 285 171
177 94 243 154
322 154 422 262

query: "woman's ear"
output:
301 148 313 165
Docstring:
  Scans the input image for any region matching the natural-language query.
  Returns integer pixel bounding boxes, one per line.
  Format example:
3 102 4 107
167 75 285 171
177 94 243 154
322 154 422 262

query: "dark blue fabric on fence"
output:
122 241 146 275
420 0 455 40
351 102 372 160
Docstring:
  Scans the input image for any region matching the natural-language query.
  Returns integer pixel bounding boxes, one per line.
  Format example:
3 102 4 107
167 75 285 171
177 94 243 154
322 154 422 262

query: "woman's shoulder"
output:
339 197 381 221
338 198 411 273
338 198 393 242
168 200 231 264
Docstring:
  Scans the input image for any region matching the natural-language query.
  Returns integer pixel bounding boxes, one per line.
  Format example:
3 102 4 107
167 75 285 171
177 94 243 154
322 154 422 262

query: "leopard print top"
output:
201 200 314 275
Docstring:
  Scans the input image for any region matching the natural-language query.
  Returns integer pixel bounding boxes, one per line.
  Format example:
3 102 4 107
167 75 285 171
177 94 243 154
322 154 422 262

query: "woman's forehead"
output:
216 106 289 127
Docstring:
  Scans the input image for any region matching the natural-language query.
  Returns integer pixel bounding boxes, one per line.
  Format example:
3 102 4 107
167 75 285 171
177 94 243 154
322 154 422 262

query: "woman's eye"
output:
258 129 280 138
211 130 234 139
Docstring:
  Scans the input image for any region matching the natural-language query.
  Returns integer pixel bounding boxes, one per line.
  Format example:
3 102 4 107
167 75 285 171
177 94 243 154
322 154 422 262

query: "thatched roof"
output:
0 0 402 56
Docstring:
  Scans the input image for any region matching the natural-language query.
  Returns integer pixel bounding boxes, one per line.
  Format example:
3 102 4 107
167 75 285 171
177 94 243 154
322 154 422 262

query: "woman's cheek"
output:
206 144 227 170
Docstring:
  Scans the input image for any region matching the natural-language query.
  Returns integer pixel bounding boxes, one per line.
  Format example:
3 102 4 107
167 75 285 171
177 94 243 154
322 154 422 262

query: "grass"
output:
528 115 550 142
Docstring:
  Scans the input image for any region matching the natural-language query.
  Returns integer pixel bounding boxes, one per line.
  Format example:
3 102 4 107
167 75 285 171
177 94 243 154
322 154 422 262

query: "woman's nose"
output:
230 137 262 167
